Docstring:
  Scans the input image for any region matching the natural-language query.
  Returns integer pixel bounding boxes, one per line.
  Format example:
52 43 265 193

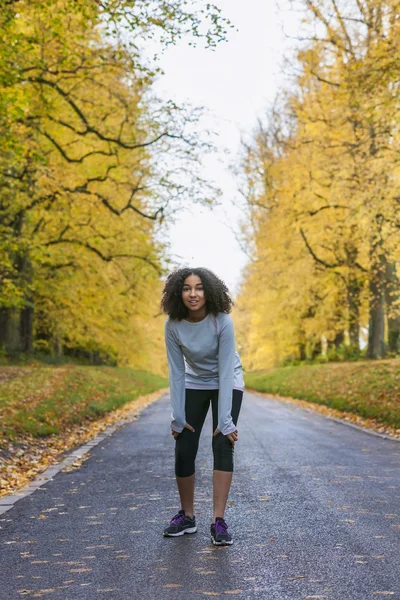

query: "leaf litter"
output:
1 382 167 498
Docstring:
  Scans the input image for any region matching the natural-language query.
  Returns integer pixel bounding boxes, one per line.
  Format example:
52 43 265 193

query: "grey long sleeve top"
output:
164 312 244 436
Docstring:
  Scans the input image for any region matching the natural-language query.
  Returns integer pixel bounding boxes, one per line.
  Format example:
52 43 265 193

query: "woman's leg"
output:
212 471 233 523
211 390 243 521
176 476 195 518
175 389 210 517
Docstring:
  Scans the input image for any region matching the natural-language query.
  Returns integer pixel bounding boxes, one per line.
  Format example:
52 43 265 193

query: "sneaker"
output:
210 517 233 546
163 509 197 537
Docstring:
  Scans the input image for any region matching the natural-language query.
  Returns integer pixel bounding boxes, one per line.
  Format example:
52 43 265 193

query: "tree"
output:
236 0 400 367
0 0 228 362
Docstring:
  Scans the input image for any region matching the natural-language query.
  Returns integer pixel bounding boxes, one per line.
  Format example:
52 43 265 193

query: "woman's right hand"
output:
171 422 195 440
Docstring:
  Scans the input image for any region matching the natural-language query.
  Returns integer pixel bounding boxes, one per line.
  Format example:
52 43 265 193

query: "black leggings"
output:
175 388 243 478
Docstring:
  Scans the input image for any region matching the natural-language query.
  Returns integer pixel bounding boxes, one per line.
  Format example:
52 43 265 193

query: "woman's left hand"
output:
213 428 238 446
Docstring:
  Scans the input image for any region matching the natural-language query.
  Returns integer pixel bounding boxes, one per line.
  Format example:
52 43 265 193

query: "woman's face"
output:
182 274 206 313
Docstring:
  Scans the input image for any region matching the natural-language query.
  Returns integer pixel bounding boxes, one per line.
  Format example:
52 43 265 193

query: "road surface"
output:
1 391 400 599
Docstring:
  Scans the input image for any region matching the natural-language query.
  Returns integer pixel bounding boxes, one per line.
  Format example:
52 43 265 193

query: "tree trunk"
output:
54 334 63 357
311 339 322 359
367 251 386 359
0 308 9 348
0 308 20 353
344 234 362 351
297 326 307 361
16 251 34 354
19 301 34 353
347 274 361 350
385 261 400 354
333 331 345 348
298 342 307 361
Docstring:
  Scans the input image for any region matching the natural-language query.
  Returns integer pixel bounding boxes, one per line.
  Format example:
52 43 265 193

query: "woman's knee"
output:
175 454 195 477
212 434 234 472
175 433 199 477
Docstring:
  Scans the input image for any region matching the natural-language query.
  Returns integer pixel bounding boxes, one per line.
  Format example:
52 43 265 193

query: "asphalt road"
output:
1 391 400 600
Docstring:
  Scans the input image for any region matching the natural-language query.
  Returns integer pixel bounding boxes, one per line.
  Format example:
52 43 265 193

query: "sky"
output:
153 0 301 293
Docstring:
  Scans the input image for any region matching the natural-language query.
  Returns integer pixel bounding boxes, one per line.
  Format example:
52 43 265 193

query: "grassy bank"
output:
0 364 168 496
245 359 400 429
0 365 168 441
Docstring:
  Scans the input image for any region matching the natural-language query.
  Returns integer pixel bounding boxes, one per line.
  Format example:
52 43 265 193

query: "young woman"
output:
161 267 244 546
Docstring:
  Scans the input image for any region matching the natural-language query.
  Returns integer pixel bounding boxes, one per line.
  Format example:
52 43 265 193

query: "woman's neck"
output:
186 307 207 322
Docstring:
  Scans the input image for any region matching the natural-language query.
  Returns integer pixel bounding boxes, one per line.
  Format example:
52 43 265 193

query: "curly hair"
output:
161 267 234 320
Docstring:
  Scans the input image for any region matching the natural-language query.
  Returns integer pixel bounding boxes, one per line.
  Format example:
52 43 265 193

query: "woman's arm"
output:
164 319 186 433
217 315 237 436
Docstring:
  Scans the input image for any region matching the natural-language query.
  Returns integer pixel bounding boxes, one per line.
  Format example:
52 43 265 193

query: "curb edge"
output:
0 390 168 516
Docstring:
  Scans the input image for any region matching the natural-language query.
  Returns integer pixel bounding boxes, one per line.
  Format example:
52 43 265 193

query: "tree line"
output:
236 0 400 369
0 0 228 368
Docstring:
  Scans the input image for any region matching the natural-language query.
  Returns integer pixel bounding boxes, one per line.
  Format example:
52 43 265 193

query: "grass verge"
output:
245 359 400 429
0 365 168 496
0 365 167 439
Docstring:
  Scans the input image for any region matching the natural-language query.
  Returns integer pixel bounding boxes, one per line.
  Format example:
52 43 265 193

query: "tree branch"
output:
43 238 161 273
300 227 341 269
27 77 185 151
308 203 350 217
310 70 341 87
41 130 114 163
331 0 354 53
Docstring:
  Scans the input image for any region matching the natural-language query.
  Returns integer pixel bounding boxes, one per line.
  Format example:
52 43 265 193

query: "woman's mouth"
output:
189 300 198 305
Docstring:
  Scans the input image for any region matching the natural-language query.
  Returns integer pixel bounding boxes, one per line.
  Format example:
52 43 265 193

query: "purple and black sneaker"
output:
210 517 233 546
163 509 197 537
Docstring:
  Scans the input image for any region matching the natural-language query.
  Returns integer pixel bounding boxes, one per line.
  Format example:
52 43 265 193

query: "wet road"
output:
1 391 400 600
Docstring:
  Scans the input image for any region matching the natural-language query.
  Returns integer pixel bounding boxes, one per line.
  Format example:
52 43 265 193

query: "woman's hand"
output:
213 428 238 446
171 422 195 440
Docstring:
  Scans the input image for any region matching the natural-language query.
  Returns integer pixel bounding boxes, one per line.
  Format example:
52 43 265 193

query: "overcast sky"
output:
153 0 300 293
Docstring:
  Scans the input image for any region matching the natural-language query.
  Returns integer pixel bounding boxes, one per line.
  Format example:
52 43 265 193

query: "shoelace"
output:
171 511 186 525
215 518 228 534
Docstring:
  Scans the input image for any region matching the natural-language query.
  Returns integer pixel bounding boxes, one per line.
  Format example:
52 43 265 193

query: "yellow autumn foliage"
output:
237 0 400 368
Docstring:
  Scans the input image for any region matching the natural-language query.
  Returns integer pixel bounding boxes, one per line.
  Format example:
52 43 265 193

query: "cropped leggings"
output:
175 388 243 478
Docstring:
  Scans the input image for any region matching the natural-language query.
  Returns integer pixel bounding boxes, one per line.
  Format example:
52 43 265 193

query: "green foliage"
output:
245 359 400 428
326 344 362 363
0 365 168 439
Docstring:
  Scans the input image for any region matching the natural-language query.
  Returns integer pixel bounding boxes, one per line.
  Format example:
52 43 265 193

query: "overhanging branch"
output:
44 238 161 273
300 227 341 269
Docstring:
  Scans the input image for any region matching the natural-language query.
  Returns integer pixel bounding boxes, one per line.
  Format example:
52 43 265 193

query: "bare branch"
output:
43 238 161 273
59 181 162 222
305 0 350 55
300 227 342 269
27 77 185 151
310 70 341 87
308 203 350 217
331 0 354 53
41 130 114 163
